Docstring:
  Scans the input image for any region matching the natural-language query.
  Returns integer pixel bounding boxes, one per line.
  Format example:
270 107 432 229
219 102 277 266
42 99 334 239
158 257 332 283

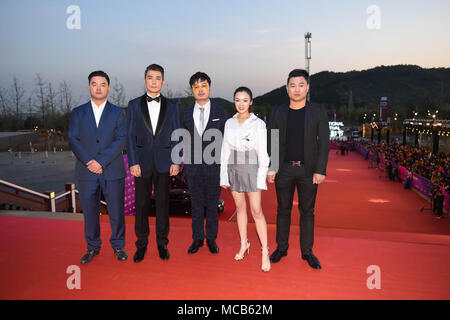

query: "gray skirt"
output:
228 150 259 193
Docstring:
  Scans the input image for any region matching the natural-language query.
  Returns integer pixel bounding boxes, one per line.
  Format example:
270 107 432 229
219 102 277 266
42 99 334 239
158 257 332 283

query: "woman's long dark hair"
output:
234 86 253 113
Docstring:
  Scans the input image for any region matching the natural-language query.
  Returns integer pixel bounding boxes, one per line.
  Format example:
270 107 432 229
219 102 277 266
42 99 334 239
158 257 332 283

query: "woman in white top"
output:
220 87 270 272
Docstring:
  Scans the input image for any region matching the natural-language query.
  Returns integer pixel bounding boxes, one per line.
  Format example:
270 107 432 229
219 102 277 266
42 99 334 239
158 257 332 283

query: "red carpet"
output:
220 151 450 235
1 150 449 300
0 215 449 300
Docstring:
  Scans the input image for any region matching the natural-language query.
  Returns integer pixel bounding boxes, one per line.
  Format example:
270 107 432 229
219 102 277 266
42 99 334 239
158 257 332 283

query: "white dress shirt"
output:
220 113 270 190
91 100 107 127
147 94 161 132
193 100 211 135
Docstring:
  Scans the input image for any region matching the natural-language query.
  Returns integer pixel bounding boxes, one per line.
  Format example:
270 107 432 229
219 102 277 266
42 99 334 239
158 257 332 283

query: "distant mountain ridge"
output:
174 65 450 121
253 65 450 111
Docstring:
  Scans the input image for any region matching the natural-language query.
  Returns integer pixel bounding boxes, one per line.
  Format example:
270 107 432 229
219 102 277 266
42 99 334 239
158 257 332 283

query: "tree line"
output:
0 75 188 134
1 75 74 133
3 65 448 134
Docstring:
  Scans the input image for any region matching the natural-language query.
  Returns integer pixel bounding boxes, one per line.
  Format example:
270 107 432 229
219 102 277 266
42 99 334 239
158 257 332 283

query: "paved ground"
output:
0 151 76 192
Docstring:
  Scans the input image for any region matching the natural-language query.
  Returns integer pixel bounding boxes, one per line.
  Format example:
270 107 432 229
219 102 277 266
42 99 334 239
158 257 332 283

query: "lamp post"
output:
431 110 440 154
411 111 419 145
363 113 367 138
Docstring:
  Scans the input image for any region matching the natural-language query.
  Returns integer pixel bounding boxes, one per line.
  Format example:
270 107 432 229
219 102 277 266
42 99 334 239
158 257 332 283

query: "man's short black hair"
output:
189 72 211 87
145 64 165 79
88 70 110 85
287 69 309 85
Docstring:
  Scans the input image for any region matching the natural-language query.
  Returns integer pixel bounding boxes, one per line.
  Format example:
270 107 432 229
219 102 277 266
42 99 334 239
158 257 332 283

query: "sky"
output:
0 0 449 103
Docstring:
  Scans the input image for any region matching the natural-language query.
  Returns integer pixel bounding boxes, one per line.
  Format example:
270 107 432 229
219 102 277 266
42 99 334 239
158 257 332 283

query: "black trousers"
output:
134 162 170 249
186 168 221 241
275 163 318 255
435 196 444 217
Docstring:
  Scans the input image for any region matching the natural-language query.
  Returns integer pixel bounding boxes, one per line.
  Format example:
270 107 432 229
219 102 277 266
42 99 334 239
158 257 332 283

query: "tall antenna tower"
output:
305 32 312 101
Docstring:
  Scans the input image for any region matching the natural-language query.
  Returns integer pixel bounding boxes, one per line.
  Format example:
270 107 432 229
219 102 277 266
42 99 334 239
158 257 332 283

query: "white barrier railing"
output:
0 179 83 213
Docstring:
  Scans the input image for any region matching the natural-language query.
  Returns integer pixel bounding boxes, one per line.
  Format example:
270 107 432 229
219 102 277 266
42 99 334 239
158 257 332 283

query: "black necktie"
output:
147 95 160 103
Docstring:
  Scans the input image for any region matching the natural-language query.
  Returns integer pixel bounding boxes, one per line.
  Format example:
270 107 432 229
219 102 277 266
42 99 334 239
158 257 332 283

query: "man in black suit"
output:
126 64 180 262
267 69 330 269
179 72 228 254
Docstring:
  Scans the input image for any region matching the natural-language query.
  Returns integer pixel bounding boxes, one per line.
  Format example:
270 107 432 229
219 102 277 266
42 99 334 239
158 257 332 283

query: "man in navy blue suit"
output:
68 70 127 264
180 72 228 255
126 64 180 262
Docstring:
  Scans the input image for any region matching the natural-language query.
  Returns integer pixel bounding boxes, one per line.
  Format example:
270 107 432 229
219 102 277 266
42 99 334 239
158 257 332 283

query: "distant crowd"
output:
354 141 449 190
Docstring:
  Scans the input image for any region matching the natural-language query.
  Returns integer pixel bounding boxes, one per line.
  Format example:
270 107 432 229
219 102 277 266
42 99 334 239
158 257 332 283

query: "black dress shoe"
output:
158 246 170 260
188 239 204 254
80 250 100 264
133 247 147 263
269 249 287 263
206 239 219 254
113 248 128 261
302 253 322 269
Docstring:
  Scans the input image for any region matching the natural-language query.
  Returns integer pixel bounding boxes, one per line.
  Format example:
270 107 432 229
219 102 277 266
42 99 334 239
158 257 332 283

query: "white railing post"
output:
71 184 76 213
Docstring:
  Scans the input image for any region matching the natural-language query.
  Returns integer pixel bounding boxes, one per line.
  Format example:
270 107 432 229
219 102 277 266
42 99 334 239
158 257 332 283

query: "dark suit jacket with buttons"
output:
68 101 126 181
180 102 228 177
267 102 330 176
126 94 180 174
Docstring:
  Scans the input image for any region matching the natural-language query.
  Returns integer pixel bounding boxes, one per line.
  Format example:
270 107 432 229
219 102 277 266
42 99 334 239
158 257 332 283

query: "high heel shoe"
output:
261 247 271 272
234 239 250 261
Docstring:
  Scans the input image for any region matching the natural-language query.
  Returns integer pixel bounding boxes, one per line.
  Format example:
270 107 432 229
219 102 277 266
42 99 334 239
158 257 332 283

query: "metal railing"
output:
0 179 106 213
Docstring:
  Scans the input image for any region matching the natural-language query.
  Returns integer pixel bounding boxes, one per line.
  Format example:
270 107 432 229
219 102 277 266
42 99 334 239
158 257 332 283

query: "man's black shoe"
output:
113 248 128 261
133 247 147 263
80 250 100 264
206 239 219 254
302 253 322 269
158 246 170 261
187 239 204 254
269 249 287 263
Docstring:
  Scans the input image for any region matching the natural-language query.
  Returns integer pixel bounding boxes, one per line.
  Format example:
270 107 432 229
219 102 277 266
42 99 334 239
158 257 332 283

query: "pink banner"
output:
123 155 136 216
397 165 409 181
410 171 450 213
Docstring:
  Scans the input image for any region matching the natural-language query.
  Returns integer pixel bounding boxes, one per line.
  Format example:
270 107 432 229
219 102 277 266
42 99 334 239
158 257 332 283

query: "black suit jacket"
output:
267 102 330 176
126 94 180 174
180 102 228 177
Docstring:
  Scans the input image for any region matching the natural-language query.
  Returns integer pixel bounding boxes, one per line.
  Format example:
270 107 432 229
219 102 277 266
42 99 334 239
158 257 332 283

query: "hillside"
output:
171 65 450 123
253 65 450 113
